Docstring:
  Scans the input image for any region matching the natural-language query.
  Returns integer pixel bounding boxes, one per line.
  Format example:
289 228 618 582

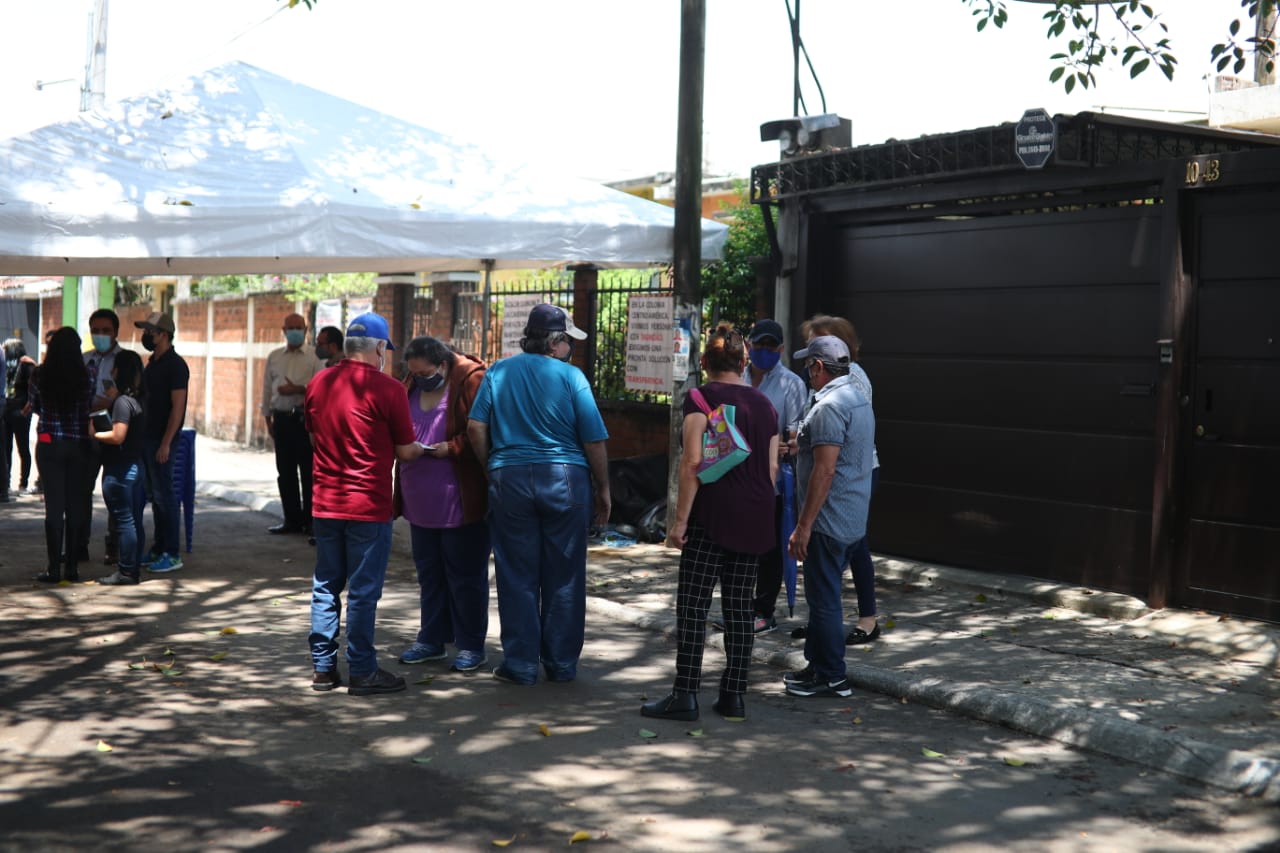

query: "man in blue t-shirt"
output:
782 335 875 700
468 303 611 685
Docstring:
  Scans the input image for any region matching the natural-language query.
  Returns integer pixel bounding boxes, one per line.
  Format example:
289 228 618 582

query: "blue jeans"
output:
488 463 592 683
803 530 863 681
410 521 492 653
309 517 393 677
102 461 145 575
141 437 179 557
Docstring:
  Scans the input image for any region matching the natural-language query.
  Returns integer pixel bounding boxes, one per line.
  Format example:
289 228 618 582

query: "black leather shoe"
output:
846 623 881 645
640 691 699 722
312 669 342 691
34 571 60 583
712 692 746 719
348 668 406 696
267 523 304 535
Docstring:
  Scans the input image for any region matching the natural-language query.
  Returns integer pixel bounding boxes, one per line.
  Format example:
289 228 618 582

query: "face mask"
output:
376 345 386 372
414 373 444 393
749 348 781 371
141 332 156 352
315 344 332 362
556 339 574 363
285 329 305 347
91 334 113 354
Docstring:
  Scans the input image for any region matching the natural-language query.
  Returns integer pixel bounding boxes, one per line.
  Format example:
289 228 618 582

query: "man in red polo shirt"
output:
305 312 428 696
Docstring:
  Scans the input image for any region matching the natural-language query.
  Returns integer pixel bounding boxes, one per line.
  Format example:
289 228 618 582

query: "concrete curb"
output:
586 596 1280 802
874 557 1151 621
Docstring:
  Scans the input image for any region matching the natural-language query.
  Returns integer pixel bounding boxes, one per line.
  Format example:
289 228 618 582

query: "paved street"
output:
0 435 1277 851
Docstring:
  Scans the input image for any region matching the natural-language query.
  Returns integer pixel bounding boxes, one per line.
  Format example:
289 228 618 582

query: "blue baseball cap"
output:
346 312 395 350
526 303 588 340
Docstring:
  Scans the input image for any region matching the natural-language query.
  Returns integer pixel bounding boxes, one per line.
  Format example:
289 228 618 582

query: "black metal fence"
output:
444 268 672 404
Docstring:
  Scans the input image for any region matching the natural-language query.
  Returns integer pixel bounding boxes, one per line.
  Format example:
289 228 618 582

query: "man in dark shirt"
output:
135 311 189 574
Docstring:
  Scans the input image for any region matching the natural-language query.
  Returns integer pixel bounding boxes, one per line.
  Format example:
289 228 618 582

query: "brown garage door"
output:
823 202 1163 594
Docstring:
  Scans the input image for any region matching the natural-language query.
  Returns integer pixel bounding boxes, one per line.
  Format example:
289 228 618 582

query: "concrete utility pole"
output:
667 0 705 535
85 0 109 110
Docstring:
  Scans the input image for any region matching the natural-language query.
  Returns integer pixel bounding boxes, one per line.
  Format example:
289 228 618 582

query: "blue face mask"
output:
749 347 781 371
91 334 113 354
285 329 305 347
414 373 444 393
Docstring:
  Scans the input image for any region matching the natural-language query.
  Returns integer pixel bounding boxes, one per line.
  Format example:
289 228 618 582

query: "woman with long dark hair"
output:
640 324 780 722
93 349 147 586
3 338 37 498
28 327 94 583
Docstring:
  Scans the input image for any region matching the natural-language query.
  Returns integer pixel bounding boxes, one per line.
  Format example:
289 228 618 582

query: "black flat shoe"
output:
640 691 699 722
791 626 807 639
712 692 745 719
34 571 60 583
267 523 304 535
846 623 881 645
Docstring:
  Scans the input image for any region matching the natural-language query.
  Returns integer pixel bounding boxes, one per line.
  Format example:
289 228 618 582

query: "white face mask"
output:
376 343 386 372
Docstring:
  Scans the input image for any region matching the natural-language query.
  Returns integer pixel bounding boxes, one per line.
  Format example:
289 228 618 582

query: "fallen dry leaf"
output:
97 740 114 752
538 724 551 737
220 627 238 635
686 728 704 737
921 747 946 759
209 652 228 662
1002 757 1027 767
278 799 303 807
492 838 515 848
569 830 592 844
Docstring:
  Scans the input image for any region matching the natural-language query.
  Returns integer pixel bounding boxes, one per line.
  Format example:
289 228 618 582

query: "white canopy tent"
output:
0 62 727 276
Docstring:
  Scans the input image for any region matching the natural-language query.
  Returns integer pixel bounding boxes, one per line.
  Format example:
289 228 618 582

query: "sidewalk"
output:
193 434 1280 801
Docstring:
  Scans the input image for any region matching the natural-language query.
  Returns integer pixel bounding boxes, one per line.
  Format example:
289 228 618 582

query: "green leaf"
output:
1065 74 1076 94
638 728 658 739
1003 756 1028 767
922 747 946 759
977 17 988 32
412 756 433 764
974 593 988 603
686 729 704 737
1049 67 1066 83
1130 58 1150 78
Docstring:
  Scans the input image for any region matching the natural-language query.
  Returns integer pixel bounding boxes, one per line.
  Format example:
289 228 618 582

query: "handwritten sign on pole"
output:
625 295 675 393
500 294 545 358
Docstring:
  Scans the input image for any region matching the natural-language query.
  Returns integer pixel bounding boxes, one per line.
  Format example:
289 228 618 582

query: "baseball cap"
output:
346 312 395 350
134 311 175 335
526 303 587 340
793 335 850 364
748 319 784 344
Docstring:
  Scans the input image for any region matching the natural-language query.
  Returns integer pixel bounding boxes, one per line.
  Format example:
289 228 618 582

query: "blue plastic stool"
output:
170 428 196 553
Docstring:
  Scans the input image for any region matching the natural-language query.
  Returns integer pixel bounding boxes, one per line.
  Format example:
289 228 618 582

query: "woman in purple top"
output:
641 324 780 723
28 327 93 583
393 336 491 673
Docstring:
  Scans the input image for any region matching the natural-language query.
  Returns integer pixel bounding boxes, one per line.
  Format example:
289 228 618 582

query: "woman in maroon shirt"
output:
641 324 780 722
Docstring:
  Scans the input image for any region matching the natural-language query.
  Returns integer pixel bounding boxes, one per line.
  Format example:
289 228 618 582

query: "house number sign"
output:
1184 158 1222 186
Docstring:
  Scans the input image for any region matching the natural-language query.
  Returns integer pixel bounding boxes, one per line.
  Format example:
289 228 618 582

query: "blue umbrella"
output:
780 460 798 616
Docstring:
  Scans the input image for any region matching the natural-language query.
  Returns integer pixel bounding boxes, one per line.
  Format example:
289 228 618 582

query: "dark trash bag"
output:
607 454 668 544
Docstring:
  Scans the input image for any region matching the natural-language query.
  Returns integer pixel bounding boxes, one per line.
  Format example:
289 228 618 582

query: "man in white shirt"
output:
262 312 323 535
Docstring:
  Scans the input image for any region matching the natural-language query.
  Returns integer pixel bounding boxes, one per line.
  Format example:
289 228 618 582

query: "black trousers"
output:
36 438 88 577
273 410 313 528
78 442 116 558
752 495 786 619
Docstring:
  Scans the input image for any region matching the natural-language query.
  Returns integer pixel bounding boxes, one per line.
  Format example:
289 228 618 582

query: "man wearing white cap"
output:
467 304 611 686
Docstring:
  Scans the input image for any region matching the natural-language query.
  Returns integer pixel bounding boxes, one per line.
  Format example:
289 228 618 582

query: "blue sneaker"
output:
451 650 488 672
139 550 162 567
146 554 184 573
398 642 447 664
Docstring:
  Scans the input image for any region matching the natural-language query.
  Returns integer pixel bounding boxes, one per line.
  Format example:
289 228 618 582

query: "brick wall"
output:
600 401 671 459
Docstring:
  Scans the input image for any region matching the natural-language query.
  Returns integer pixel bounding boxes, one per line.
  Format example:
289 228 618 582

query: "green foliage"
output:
191 272 375 300
967 0 1274 91
700 188 770 333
